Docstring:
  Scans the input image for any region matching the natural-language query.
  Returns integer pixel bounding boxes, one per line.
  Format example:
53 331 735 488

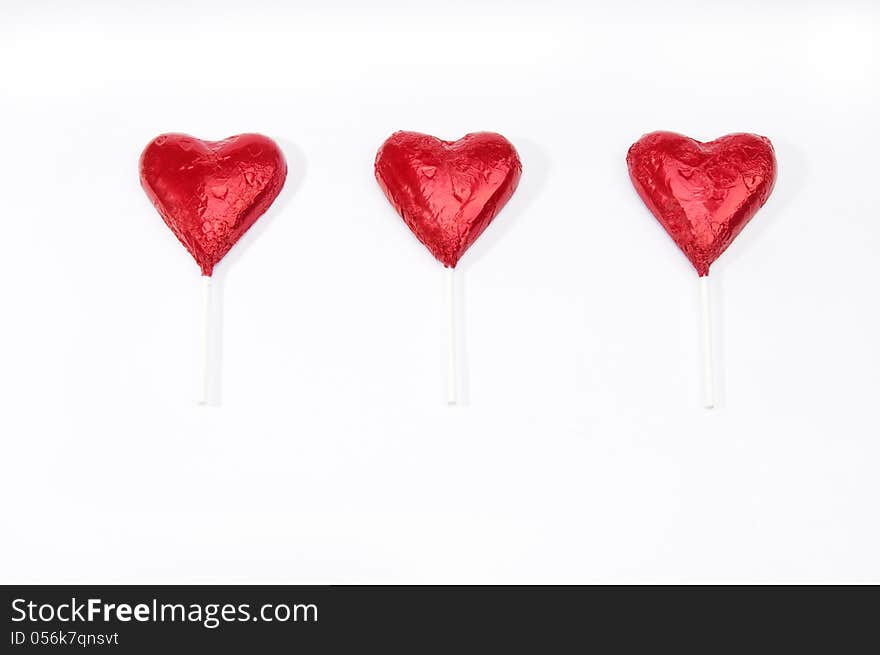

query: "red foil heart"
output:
374 131 522 268
139 133 287 276
627 131 777 276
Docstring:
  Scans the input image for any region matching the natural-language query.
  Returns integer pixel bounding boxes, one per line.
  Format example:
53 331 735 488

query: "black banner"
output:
1 585 876 652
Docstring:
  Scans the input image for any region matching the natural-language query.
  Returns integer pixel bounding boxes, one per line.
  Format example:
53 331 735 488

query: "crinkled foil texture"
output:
139 133 287 275
375 131 522 268
627 131 776 276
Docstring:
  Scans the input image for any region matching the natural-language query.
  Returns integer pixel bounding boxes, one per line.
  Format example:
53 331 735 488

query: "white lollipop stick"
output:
699 275 715 409
199 274 212 405
445 266 457 405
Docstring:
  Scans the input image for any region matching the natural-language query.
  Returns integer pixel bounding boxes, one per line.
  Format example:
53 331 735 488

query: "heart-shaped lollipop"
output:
139 132 286 404
375 131 522 267
140 133 287 275
626 131 776 276
627 131 777 408
375 130 522 404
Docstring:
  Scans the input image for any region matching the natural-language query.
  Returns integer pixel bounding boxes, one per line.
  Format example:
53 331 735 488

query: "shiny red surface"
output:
139 133 286 276
375 131 522 268
627 131 776 276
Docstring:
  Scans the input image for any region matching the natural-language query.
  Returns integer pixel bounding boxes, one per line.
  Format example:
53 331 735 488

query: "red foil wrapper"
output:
139 133 287 275
627 131 777 276
375 131 522 268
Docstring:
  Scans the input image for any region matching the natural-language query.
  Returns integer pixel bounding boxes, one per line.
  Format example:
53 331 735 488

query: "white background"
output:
1 0 878 583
